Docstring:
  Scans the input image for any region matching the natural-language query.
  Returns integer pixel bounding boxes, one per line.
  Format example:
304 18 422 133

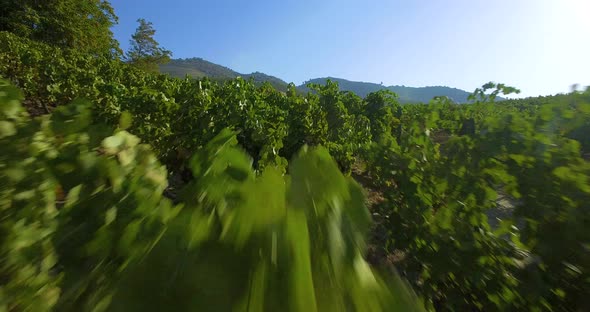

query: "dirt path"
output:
351 163 385 209
350 162 400 266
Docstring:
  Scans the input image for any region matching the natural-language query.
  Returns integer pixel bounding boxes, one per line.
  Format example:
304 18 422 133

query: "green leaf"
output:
119 111 133 130
0 121 16 139
102 134 125 154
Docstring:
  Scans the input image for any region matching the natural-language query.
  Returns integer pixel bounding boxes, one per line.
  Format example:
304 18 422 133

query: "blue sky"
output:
110 0 589 97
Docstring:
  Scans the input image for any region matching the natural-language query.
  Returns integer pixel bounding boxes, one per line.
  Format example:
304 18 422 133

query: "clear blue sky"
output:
110 0 589 97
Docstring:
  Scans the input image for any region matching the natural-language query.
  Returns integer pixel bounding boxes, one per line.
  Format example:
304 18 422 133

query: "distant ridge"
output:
161 58 479 103
299 77 475 103
160 58 291 92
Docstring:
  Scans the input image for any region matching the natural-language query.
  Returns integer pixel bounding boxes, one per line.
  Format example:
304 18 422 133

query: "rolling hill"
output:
299 77 476 103
160 59 479 103
160 58 291 92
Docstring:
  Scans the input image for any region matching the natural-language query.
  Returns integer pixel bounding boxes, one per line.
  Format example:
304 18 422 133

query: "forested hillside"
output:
160 58 291 92
1 1 589 312
160 60 480 102
160 58 237 79
300 77 483 103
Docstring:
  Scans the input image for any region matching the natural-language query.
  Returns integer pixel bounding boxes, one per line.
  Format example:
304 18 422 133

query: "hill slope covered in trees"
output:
300 77 484 103
161 59 482 103
160 58 291 92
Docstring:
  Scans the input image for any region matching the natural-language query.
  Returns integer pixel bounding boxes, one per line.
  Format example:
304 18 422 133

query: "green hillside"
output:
160 58 291 91
300 77 485 103
161 60 481 103
159 57 237 79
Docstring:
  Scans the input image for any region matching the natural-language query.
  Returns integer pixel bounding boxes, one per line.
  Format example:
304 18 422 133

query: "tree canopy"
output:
125 18 172 73
0 0 120 56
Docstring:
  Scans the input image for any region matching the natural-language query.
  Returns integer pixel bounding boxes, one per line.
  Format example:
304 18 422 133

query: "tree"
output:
0 0 121 56
468 81 521 103
125 19 171 73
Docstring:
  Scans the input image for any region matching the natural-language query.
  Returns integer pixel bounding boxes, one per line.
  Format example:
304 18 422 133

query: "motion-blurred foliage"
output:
0 80 422 311
1 23 590 311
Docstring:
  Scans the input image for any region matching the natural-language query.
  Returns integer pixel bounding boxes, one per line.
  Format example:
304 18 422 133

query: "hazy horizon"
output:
110 0 590 98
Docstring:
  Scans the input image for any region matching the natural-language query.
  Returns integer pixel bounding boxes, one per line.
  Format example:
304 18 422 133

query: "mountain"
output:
160 58 291 92
160 58 237 79
299 77 475 103
161 59 479 103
